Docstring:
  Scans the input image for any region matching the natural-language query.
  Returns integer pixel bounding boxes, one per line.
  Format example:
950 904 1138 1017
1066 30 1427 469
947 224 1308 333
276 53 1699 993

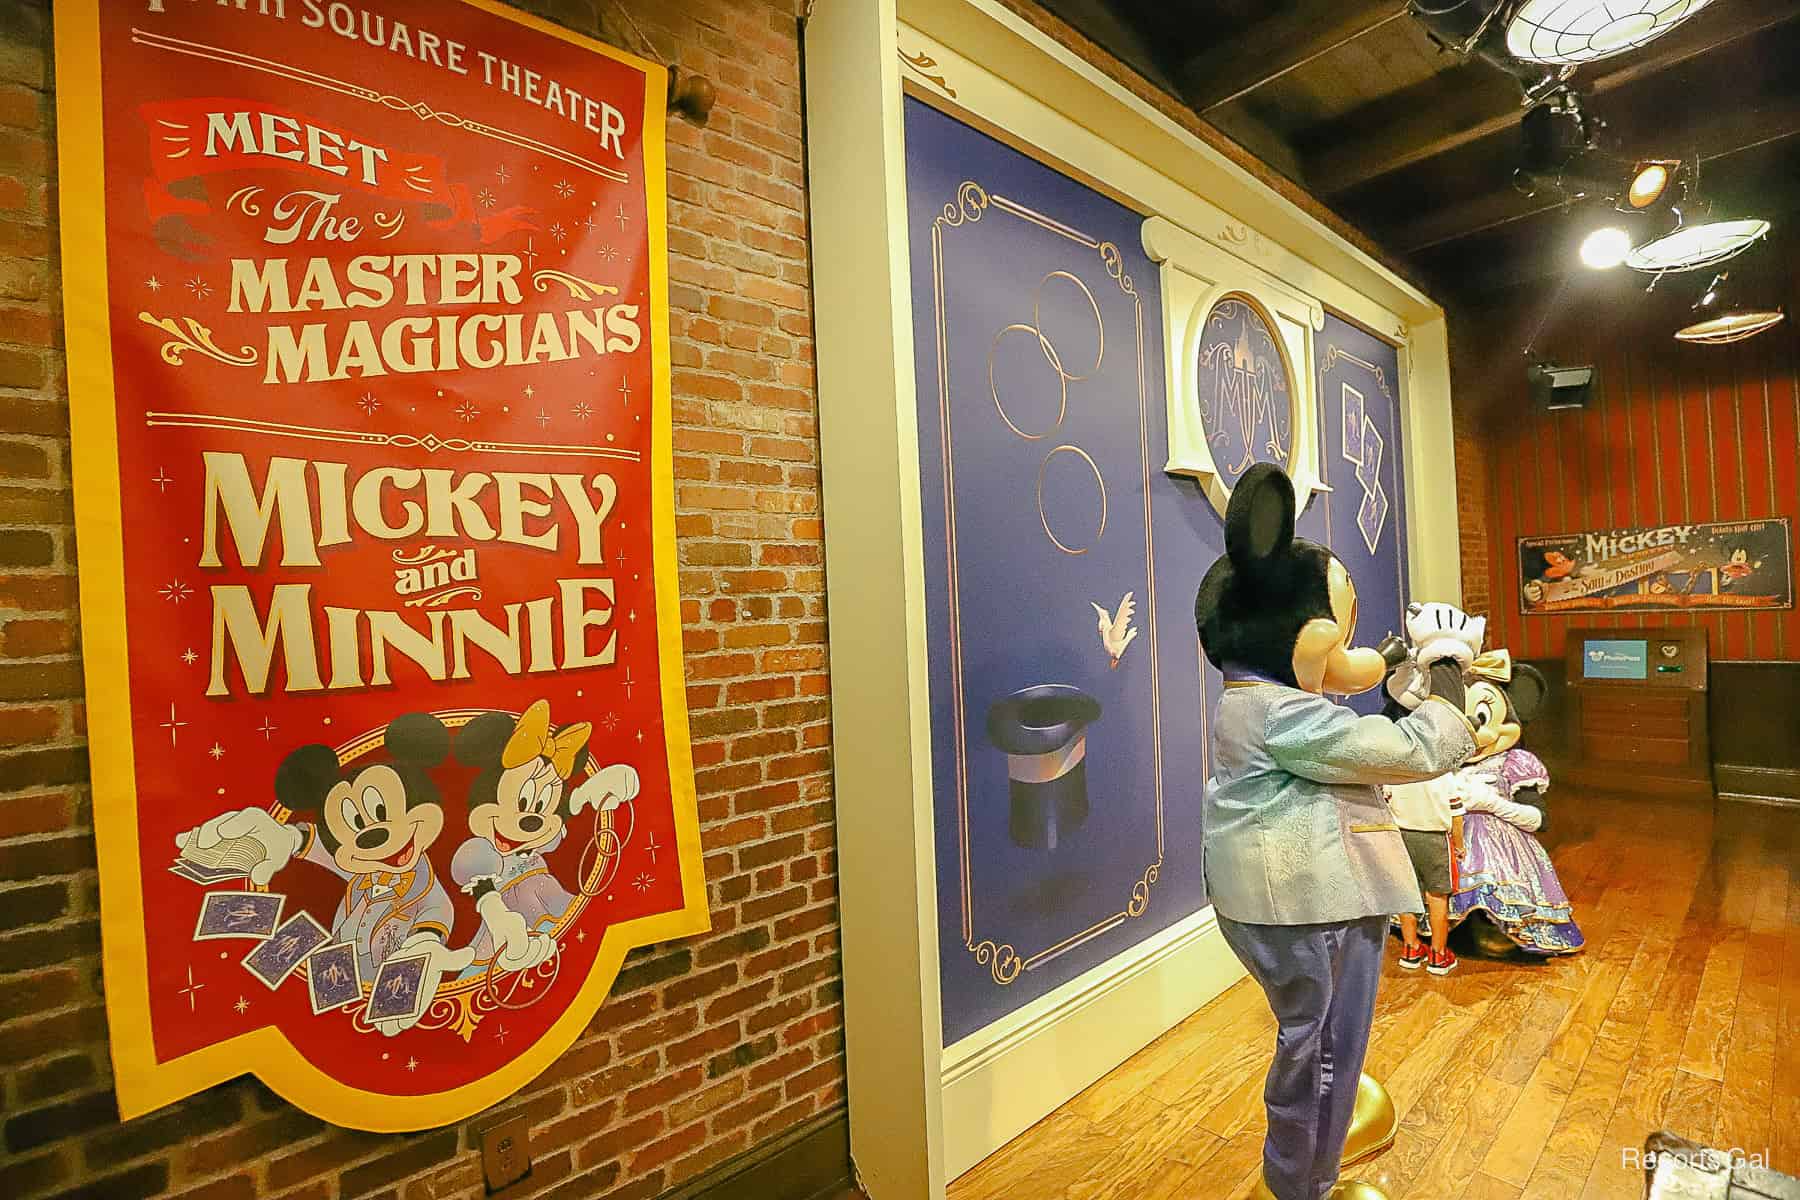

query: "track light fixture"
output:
1507 0 1718 65
1673 271 1786 345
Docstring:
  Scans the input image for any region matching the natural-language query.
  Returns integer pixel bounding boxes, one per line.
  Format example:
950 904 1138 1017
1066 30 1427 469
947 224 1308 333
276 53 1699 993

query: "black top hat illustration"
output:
986 684 1102 851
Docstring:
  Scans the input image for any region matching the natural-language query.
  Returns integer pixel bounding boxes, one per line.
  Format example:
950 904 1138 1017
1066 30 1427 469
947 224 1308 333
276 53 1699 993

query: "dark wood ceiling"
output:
1032 0 1800 305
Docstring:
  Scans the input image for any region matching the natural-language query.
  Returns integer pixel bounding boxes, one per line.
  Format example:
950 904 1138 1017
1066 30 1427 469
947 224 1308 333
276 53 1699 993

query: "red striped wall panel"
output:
1454 229 1800 662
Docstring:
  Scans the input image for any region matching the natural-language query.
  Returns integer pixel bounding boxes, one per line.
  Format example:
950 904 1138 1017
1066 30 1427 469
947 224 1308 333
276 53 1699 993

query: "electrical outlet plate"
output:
480 1116 532 1194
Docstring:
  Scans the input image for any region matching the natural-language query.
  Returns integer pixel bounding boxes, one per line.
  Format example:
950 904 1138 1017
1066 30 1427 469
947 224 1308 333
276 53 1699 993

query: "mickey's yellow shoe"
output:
1340 1073 1398 1167
1327 1183 1390 1199
1247 1176 1389 1200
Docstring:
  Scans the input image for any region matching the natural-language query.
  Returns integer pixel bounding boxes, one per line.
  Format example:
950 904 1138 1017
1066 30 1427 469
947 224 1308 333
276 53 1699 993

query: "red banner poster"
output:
53 0 705 1130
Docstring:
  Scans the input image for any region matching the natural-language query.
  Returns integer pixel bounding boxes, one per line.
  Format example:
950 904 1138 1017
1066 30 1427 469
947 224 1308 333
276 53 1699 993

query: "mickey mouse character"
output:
450 701 639 970
176 712 471 1036
1195 463 1477 1200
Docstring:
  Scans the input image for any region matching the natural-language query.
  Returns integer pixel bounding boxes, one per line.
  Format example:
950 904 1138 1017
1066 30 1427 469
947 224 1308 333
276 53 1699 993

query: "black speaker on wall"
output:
1527 362 1595 410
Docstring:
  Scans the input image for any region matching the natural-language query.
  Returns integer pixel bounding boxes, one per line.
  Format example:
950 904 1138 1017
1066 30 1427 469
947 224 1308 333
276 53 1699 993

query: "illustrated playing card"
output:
1356 417 1383 490
1357 485 1390 554
177 834 267 878
169 859 248 885
1340 384 1365 465
366 954 430 1024
193 892 283 941
242 911 330 989
305 942 363 1015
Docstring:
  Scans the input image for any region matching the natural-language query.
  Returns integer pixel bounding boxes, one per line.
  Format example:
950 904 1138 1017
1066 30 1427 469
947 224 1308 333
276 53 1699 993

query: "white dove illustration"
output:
1090 592 1139 669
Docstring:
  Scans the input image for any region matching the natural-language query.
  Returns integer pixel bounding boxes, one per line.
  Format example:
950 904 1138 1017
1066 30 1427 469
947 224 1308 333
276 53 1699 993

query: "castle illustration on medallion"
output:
1197 294 1294 488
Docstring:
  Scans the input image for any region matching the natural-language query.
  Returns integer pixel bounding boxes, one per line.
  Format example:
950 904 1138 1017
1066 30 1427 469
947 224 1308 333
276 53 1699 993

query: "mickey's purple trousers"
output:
1216 914 1387 1200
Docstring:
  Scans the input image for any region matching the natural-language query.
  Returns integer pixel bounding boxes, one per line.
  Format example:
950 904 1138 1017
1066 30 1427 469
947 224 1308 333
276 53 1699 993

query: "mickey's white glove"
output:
476 890 557 974
1404 602 1485 669
376 932 475 1037
174 807 304 887
570 763 640 816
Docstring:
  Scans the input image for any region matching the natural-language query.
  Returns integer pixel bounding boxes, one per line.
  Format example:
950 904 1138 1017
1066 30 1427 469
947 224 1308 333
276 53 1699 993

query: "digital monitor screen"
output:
1583 638 1649 680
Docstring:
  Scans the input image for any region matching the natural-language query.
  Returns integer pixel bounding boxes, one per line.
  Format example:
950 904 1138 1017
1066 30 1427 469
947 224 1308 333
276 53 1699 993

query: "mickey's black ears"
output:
274 744 341 812
386 712 449 767
1225 462 1295 577
1509 663 1549 725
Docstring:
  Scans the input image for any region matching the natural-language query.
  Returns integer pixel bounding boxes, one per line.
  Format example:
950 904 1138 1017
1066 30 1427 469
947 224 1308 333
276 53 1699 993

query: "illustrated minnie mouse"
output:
450 700 639 970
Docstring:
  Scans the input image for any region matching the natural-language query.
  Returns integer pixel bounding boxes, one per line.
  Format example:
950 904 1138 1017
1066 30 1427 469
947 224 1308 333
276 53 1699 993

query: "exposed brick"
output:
4 1089 118 1154
621 1064 703 1118
337 1129 459 1197
0 1148 71 1198
40 1162 170 1200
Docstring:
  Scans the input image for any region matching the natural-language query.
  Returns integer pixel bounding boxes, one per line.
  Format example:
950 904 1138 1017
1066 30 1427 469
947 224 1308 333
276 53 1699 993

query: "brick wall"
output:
0 2 845 1198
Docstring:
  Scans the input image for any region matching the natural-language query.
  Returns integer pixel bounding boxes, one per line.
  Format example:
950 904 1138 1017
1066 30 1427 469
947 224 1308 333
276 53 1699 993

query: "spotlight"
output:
1507 0 1718 65
1623 160 1683 213
1626 218 1772 274
1674 271 1786 345
1579 226 1633 270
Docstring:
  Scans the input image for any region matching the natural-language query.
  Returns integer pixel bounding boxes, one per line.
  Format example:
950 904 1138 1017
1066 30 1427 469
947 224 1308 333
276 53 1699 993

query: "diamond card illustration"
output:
242 912 330 990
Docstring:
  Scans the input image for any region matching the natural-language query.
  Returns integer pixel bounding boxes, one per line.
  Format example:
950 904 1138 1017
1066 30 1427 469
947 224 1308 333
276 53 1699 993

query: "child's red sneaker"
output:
1427 947 1459 976
1397 943 1428 971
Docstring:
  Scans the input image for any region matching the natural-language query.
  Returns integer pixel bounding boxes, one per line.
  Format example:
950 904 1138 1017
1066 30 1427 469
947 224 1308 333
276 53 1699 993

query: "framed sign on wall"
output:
54 0 706 1130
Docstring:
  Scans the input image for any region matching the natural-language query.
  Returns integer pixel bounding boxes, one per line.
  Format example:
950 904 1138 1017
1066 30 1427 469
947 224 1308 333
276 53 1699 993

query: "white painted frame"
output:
805 2 1462 1196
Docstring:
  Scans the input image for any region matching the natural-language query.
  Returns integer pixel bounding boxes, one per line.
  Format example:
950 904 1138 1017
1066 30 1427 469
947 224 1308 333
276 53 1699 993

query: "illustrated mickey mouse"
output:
450 700 639 971
176 712 470 1036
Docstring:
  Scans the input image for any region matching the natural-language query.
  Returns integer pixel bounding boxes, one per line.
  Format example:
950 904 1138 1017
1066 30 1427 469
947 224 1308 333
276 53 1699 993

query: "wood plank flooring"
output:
949 793 1800 1200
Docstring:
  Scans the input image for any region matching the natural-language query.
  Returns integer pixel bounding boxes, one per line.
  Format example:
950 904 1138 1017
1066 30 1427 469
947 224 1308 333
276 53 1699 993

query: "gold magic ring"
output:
1036 444 1107 556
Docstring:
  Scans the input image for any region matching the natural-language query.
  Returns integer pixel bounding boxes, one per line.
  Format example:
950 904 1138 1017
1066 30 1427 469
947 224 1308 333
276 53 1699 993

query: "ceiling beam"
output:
1177 0 1403 114
1392 92 1800 253
1307 0 1800 197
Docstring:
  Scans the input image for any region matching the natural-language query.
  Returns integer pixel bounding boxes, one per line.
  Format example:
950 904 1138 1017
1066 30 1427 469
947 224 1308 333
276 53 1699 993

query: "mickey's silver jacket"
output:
1203 683 1475 925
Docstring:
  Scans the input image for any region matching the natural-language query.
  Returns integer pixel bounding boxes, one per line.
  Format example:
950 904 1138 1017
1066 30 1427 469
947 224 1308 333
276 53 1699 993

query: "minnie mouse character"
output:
1388 631 1584 958
1196 463 1476 1200
176 712 472 1036
450 701 639 970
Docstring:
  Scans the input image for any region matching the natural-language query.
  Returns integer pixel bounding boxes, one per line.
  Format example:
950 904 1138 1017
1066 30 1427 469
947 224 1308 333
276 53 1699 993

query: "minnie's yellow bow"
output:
1470 649 1513 684
501 699 592 779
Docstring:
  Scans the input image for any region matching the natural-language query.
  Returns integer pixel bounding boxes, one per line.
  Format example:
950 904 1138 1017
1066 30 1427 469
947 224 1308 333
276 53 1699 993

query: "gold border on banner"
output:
55 0 707 1130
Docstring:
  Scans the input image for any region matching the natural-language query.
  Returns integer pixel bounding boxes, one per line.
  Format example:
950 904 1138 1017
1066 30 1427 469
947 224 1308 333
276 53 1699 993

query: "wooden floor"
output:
949 792 1800 1200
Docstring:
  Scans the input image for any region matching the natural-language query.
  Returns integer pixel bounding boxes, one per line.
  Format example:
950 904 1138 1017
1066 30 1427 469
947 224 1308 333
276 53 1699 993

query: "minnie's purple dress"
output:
1450 749 1583 955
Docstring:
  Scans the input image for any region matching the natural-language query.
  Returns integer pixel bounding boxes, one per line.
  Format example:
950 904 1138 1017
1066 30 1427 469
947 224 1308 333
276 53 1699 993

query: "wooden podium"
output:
1562 626 1712 800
